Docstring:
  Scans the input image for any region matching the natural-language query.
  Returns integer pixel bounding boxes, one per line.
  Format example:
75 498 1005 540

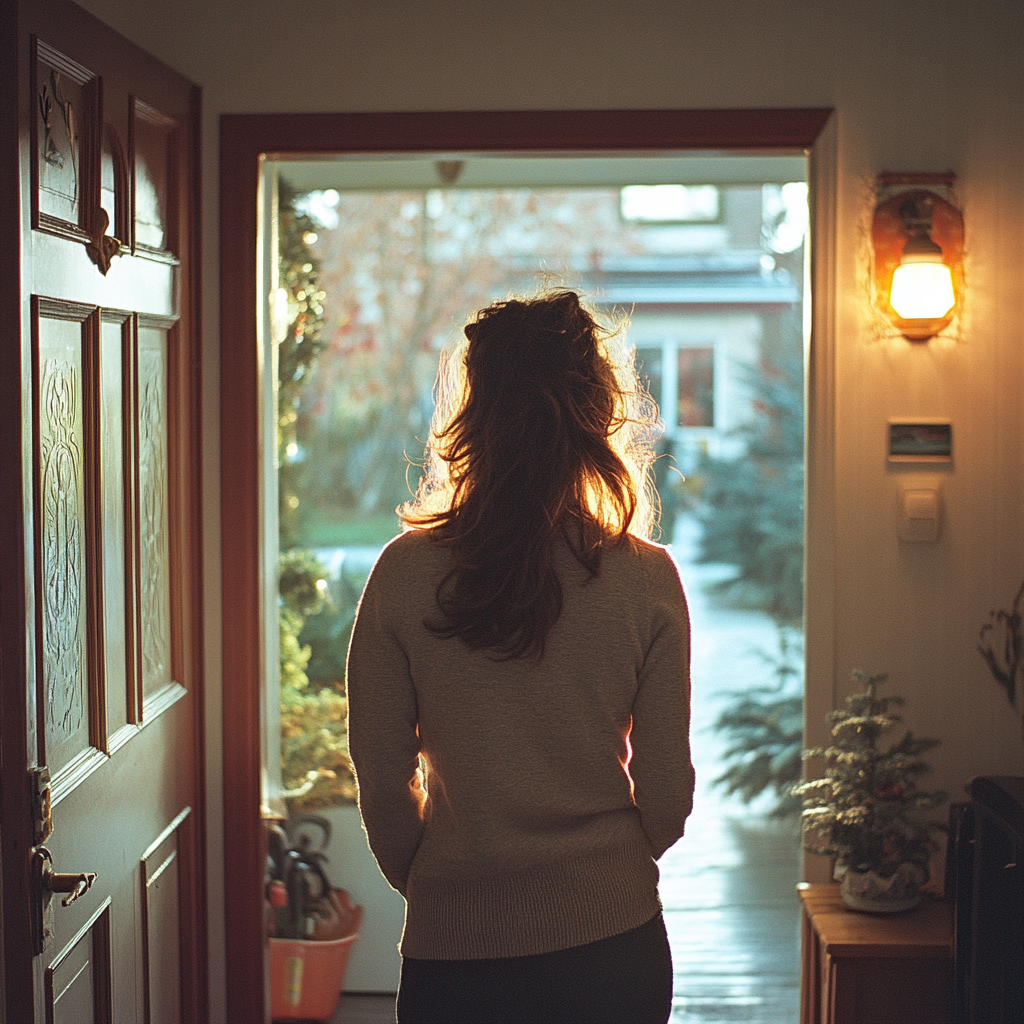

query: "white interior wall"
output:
68 2 1024 1020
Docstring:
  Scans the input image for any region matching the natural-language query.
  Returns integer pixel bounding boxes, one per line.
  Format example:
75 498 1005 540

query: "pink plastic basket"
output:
269 904 364 1022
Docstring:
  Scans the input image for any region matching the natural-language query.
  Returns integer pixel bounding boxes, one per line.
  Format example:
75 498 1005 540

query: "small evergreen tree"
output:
704 307 806 815
696 335 804 625
272 188 360 812
713 628 804 816
794 670 946 878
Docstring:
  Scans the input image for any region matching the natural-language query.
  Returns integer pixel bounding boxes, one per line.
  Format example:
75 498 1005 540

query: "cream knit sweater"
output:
346 529 694 960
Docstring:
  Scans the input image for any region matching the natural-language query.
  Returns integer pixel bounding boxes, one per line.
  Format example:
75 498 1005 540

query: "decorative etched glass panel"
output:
101 318 130 736
100 124 127 246
37 67 84 225
37 319 89 773
34 42 96 237
138 326 172 699
133 102 176 254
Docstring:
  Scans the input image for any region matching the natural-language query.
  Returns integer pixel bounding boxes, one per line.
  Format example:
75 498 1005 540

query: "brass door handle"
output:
34 847 98 907
49 871 97 907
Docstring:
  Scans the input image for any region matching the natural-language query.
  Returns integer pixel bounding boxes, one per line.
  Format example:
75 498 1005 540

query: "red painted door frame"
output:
219 107 833 1023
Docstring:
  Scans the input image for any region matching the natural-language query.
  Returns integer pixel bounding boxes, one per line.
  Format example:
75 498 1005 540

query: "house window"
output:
677 346 715 427
635 346 663 412
635 343 716 431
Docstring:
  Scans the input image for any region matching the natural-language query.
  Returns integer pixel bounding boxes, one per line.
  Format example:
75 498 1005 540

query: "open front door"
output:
0 1 206 1021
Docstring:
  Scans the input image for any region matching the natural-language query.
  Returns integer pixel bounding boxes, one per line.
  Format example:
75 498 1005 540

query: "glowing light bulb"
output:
889 261 955 319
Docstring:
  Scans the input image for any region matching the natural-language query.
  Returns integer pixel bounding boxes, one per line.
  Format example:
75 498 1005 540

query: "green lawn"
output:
297 508 403 548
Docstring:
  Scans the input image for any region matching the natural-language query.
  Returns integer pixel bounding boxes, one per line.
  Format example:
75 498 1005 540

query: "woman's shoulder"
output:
380 526 435 555
607 535 685 599
369 527 449 582
617 534 680 571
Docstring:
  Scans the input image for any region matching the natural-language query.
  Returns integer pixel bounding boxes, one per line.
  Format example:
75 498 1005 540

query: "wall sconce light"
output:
872 173 964 341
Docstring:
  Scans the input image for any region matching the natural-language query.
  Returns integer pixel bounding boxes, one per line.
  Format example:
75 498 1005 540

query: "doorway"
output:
219 108 836 1024
265 153 808 1017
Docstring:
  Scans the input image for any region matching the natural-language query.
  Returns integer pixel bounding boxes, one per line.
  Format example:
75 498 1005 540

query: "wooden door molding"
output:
219 105 833 1023
2 2 207 1020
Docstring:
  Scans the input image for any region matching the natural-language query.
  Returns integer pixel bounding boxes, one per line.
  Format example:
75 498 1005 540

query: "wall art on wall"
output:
888 420 953 462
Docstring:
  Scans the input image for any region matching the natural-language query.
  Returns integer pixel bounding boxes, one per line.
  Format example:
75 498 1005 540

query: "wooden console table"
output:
798 883 953 1024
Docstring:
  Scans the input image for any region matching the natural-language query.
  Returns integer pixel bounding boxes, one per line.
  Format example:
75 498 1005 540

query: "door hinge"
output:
31 766 53 846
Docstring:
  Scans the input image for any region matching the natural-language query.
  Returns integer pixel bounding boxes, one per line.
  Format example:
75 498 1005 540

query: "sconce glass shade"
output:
872 184 964 341
889 260 955 319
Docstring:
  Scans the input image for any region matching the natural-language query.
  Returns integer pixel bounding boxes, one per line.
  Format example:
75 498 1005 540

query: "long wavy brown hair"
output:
401 290 660 659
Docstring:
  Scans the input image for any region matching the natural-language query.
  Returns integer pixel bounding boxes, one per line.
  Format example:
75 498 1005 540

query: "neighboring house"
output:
589 249 800 469
290 179 804 527
588 183 805 472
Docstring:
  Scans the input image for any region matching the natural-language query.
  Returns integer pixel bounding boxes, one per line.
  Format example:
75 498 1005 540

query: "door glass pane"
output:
101 317 130 735
138 326 172 700
133 102 177 253
37 314 90 775
34 46 93 230
101 124 127 244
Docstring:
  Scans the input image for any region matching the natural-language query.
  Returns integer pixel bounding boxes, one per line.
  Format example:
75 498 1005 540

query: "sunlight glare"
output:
620 184 719 222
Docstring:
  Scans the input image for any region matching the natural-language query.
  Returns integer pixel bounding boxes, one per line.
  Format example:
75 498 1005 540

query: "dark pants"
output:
396 912 673 1024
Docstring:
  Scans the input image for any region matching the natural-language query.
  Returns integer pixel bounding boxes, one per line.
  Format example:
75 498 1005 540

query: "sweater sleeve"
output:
345 551 425 896
628 547 695 859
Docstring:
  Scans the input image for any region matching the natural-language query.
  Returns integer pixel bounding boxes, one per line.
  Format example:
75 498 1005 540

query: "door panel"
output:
46 898 113 1024
141 811 190 1024
1 1 205 1021
30 229 177 314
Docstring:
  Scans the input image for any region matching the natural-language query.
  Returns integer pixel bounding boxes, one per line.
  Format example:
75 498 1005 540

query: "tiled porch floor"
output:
332 520 803 1023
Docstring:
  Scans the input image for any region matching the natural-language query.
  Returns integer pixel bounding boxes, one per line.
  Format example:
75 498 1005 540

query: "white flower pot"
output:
838 861 926 913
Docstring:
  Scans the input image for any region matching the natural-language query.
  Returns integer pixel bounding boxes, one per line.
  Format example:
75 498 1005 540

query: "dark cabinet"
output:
951 776 1024 1024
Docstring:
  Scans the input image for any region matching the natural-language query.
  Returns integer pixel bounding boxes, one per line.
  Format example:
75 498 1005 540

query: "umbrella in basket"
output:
266 814 364 1022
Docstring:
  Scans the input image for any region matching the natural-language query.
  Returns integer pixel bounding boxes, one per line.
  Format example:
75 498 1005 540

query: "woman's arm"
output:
346 558 426 895
628 548 695 859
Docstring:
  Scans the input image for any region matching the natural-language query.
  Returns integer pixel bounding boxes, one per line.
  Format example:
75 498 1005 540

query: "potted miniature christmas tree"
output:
794 670 947 912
